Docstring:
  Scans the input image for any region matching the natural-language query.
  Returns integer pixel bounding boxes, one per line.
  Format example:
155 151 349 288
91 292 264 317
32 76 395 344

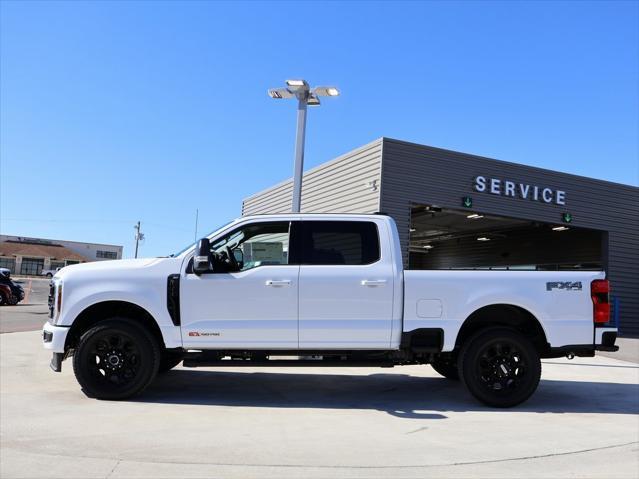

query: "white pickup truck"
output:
43 214 618 407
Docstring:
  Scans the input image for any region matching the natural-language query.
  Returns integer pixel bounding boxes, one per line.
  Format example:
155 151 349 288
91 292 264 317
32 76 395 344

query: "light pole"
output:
268 80 339 213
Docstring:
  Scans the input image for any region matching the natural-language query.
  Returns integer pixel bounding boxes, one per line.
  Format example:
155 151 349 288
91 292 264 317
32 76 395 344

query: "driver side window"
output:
211 221 290 272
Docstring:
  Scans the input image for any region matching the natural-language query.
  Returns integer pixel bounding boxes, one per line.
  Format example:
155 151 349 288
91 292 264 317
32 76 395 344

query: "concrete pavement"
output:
1 330 638 478
0 278 50 333
600 337 639 364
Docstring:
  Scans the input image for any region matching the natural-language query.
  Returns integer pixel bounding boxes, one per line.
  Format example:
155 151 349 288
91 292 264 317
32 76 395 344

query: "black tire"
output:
158 350 185 373
459 328 541 408
0 293 6 306
73 319 160 400
431 354 460 380
46 273 53 278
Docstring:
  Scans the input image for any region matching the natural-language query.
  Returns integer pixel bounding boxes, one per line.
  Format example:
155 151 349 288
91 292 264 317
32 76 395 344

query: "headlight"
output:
51 282 63 325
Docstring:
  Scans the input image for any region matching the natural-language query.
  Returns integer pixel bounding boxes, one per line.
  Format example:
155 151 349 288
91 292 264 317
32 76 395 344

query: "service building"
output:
243 138 639 337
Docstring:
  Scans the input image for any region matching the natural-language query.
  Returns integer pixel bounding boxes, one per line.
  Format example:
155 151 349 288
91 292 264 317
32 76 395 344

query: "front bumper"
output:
42 322 70 352
42 322 70 372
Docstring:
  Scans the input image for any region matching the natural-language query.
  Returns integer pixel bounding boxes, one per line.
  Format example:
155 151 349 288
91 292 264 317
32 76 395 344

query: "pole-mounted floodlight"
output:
268 79 340 213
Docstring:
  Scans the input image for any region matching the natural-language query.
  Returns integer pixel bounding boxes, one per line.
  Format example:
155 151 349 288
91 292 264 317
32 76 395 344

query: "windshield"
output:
171 220 235 257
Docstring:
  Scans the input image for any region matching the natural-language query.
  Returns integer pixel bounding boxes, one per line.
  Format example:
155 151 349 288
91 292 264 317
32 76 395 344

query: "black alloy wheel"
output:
73 319 160 400
460 328 541 408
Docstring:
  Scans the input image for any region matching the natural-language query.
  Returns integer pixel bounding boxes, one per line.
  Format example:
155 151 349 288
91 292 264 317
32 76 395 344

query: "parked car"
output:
40 267 61 279
0 284 13 305
0 277 23 305
43 214 618 407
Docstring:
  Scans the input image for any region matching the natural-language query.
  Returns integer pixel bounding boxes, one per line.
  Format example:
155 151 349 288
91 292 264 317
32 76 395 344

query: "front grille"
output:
48 282 54 319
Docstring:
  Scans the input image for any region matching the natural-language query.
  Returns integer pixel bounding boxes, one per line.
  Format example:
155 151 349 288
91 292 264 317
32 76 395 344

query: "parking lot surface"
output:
0 278 50 333
1 330 638 479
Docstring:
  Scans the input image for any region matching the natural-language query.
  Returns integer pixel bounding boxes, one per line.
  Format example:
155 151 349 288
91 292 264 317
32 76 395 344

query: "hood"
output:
54 257 182 282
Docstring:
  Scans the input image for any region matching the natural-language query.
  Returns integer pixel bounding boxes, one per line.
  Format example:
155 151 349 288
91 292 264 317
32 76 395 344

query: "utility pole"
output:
134 221 144 258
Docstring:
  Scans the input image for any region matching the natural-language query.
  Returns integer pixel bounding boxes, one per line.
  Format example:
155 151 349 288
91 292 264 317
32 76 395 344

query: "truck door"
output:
180 221 299 349
296 220 394 349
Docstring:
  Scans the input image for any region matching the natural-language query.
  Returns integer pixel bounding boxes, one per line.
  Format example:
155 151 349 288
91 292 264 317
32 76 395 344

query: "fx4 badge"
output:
546 281 582 291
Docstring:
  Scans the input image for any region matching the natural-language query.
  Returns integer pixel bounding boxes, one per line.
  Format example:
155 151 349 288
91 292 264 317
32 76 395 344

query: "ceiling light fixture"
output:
477 237 491 241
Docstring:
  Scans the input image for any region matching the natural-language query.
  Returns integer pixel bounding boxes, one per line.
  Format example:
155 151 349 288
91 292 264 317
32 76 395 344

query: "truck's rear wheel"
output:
430 355 459 380
73 319 160 400
459 328 541 408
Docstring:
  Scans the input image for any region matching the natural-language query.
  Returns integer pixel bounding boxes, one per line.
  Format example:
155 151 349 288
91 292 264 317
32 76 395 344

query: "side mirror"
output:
193 238 213 275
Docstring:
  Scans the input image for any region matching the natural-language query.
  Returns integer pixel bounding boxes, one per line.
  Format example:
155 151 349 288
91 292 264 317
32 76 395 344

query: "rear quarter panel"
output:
403 270 604 351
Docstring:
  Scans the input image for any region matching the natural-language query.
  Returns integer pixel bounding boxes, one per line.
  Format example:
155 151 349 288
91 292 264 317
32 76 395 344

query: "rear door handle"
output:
265 280 291 287
361 280 387 287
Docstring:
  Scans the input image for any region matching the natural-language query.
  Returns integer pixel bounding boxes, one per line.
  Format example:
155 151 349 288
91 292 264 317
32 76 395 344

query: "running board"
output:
182 357 395 368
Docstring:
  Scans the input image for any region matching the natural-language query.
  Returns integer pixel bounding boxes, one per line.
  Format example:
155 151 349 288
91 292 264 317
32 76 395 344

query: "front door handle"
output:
361 280 387 287
265 280 291 287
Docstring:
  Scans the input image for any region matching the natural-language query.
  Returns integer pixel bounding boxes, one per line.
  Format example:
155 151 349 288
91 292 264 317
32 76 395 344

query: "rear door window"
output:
297 221 380 265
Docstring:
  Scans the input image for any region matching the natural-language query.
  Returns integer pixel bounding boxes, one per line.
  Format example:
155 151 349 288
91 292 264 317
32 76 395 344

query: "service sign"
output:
473 176 566 206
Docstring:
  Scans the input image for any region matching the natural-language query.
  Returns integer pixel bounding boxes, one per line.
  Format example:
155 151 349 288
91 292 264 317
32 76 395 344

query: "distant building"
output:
0 235 123 275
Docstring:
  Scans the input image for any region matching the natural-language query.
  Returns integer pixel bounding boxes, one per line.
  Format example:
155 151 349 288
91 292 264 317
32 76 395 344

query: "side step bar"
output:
182 357 396 368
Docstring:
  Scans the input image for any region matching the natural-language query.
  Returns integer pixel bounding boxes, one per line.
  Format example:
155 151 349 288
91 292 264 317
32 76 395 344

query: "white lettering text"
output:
490 178 501 194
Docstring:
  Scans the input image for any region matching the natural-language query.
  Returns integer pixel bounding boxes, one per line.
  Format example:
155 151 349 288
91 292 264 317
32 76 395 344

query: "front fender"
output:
59 284 182 348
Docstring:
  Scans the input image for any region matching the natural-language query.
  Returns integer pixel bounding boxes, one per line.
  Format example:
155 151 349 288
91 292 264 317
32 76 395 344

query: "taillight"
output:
591 279 610 324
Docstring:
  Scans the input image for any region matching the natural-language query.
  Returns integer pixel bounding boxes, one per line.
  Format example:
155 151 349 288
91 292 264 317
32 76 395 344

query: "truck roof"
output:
240 213 390 221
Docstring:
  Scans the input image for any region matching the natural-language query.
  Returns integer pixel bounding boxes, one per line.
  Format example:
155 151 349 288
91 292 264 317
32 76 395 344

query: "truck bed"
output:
402 270 606 351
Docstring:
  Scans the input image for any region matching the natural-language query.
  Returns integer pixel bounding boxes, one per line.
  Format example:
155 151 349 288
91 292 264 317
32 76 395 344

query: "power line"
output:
1 218 192 233
1 218 133 224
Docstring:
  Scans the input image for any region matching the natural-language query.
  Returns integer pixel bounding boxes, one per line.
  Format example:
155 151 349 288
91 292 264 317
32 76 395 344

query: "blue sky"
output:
1 1 637 258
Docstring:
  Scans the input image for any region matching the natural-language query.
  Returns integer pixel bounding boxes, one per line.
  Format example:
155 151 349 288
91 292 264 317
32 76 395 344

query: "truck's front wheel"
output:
460 328 541 408
73 319 160 400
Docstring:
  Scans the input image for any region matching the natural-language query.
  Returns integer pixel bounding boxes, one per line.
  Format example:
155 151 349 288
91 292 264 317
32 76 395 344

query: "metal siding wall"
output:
379 138 639 337
242 139 383 215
